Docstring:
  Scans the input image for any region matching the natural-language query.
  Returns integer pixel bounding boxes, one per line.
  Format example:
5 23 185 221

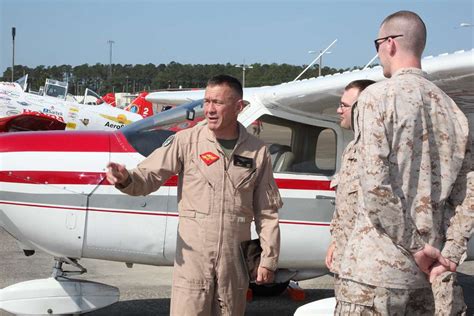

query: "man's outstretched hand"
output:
106 162 129 185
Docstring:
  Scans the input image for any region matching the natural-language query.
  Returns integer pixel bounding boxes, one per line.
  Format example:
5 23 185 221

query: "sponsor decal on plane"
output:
43 108 63 117
99 113 132 125
6 110 20 116
23 109 65 122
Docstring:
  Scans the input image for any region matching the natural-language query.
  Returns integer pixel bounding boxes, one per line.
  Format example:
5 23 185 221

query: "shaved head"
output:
380 11 426 58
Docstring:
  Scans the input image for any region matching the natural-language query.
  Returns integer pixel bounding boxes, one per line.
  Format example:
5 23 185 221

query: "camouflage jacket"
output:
442 171 474 264
329 139 358 274
339 68 471 288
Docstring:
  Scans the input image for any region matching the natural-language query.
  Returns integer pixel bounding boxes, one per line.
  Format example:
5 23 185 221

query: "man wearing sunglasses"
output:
336 11 471 315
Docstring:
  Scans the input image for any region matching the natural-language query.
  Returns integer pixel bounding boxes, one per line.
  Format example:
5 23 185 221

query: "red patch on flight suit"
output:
200 152 220 166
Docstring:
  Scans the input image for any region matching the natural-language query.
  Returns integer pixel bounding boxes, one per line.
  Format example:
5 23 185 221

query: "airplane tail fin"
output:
124 92 153 118
100 93 116 107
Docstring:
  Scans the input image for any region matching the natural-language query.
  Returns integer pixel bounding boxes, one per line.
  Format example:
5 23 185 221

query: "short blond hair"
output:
381 11 426 58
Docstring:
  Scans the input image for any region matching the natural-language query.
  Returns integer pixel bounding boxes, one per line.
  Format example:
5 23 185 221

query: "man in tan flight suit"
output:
324 80 375 296
106 75 282 315
336 11 471 315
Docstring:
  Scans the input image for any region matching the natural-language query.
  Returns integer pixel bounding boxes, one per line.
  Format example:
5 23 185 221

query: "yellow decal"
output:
66 122 77 129
100 113 133 125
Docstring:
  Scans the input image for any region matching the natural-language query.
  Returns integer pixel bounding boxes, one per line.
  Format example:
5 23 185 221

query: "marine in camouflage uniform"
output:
327 80 375 300
433 171 473 316
336 11 471 315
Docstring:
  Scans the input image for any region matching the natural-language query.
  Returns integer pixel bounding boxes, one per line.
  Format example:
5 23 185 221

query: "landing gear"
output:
52 257 87 278
0 258 119 315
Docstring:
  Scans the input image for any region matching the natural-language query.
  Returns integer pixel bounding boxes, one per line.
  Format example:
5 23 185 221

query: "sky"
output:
0 0 473 75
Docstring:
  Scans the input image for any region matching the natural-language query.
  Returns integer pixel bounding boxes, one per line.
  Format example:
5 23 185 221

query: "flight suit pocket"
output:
236 168 257 189
179 209 196 218
264 184 283 209
234 169 257 216
181 159 214 215
173 278 210 292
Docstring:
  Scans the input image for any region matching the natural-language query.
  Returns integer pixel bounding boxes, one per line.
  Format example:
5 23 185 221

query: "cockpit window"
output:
46 85 66 98
121 99 204 157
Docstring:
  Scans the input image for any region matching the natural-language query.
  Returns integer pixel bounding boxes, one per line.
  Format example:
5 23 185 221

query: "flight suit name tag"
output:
200 152 219 166
233 155 253 168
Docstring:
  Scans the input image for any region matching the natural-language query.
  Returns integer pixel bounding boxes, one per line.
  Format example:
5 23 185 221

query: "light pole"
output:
309 50 331 76
107 40 115 79
235 61 253 88
11 27 16 82
294 39 337 81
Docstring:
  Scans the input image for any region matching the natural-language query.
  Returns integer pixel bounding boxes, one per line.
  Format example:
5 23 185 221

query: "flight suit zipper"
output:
215 139 241 269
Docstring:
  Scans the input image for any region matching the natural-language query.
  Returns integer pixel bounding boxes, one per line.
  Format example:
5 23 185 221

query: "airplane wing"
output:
145 50 474 156
146 50 474 123
146 89 205 106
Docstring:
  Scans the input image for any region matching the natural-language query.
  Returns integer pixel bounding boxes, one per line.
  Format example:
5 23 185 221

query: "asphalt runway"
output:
1 228 474 315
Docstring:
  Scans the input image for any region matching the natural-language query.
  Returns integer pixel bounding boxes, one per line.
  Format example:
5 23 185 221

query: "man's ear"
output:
236 99 245 113
389 38 397 56
351 101 358 132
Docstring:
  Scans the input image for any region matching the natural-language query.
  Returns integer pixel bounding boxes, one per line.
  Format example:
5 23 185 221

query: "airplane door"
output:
0 176 89 259
0 132 112 259
82 135 170 266
245 115 343 269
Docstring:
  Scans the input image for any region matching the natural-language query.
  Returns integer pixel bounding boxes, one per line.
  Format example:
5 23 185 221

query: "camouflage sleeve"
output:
253 147 282 271
442 170 474 264
357 91 425 253
117 133 183 196
329 173 340 239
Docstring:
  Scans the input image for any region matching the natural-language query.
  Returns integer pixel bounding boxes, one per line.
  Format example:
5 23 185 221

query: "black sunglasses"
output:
374 34 403 52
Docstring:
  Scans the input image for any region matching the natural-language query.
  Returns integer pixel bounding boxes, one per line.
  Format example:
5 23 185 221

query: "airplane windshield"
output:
121 99 205 157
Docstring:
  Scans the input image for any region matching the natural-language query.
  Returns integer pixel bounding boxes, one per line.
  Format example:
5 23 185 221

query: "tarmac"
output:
0 228 473 315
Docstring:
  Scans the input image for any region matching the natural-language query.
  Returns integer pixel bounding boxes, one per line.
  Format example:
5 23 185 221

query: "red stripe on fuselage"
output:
0 201 328 226
0 131 136 153
0 171 332 190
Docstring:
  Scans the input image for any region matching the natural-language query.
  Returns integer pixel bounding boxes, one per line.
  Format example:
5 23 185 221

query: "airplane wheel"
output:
249 281 290 296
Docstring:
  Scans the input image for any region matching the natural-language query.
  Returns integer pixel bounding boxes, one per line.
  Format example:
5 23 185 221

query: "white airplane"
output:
0 50 473 315
0 76 145 132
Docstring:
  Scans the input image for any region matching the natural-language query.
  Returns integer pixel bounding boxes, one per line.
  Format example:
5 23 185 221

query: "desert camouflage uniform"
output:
336 68 471 314
329 139 358 297
432 171 474 316
117 123 282 316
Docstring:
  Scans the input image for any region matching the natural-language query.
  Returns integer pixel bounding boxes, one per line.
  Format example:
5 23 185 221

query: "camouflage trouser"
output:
432 271 467 316
334 278 434 316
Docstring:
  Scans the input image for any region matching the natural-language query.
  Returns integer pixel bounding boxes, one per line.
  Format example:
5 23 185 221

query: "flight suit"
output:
117 123 282 316
329 139 358 298
337 68 471 314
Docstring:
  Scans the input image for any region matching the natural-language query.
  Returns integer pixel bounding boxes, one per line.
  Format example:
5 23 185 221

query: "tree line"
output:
2 62 356 95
